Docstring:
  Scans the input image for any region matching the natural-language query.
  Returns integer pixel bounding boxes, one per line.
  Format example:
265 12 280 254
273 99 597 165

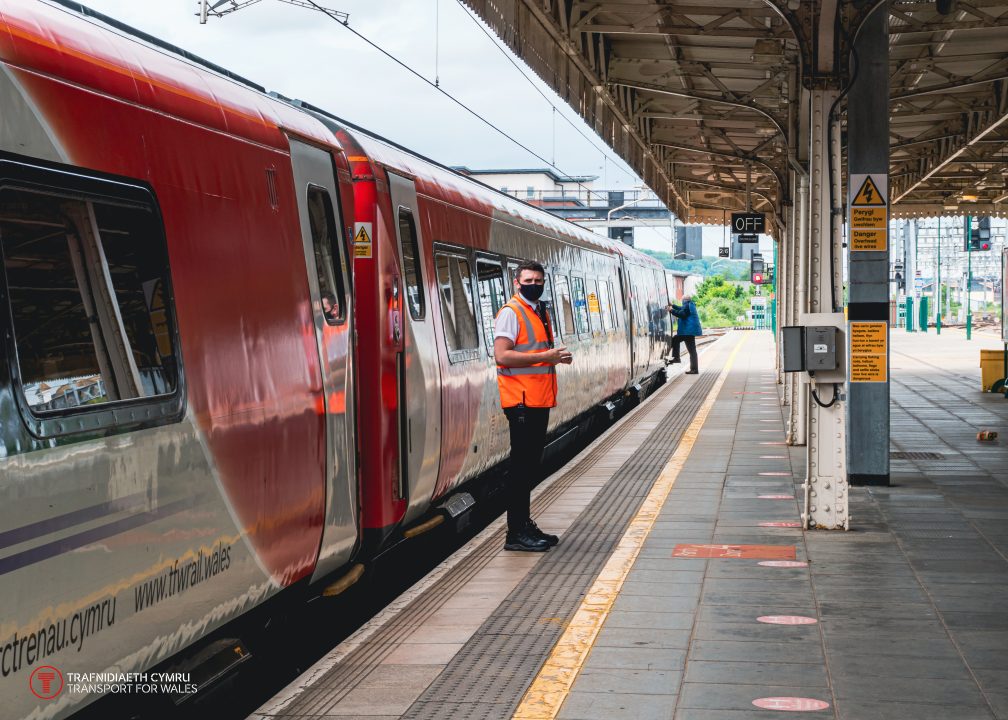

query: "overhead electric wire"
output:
453 0 634 189
300 0 622 208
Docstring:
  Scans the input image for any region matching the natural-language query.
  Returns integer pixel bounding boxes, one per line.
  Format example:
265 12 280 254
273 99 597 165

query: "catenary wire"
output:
453 0 634 187
300 0 622 208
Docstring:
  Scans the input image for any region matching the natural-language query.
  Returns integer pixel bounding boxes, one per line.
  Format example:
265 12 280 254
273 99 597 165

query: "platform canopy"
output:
462 1 1008 230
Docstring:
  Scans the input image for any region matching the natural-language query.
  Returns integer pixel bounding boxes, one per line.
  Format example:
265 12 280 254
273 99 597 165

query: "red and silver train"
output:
0 2 676 718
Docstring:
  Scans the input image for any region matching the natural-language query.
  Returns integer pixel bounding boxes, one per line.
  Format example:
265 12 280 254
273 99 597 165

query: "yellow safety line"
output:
512 333 750 720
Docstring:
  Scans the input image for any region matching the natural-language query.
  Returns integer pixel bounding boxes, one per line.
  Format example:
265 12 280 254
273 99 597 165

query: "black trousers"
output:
672 334 698 372
503 405 550 534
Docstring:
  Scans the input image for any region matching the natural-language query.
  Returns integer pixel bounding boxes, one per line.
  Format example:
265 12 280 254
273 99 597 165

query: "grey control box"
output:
805 326 838 372
781 326 805 372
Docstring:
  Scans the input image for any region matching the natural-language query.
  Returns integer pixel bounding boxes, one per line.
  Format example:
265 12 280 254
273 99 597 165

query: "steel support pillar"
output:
784 174 799 439
803 88 848 530
778 208 791 397
792 172 810 447
846 4 890 487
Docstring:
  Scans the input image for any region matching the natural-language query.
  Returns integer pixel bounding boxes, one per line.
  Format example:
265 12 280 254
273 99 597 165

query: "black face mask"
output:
520 282 544 300
519 283 544 302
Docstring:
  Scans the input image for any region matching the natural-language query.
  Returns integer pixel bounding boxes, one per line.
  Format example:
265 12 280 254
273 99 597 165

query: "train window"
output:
636 268 650 336
653 269 670 336
595 279 611 332
0 182 179 424
476 259 506 354
571 276 590 336
585 278 603 336
307 185 347 324
609 280 622 329
553 274 575 338
398 208 425 320
541 272 558 339
435 252 479 360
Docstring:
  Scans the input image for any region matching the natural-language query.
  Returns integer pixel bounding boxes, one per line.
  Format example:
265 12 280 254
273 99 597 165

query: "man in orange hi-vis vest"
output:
494 260 573 552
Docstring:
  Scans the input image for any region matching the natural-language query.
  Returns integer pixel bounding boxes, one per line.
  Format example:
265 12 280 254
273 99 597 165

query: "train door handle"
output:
391 277 402 343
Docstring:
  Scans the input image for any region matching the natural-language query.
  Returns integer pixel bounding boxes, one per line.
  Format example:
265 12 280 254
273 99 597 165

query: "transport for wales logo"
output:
29 665 64 700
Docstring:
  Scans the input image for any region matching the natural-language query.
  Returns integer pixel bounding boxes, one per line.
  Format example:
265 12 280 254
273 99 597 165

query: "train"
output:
0 2 678 718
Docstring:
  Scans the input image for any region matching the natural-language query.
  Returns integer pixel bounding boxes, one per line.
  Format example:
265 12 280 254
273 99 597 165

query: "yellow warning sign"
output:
850 228 887 252
353 222 372 258
852 176 886 206
849 173 888 253
851 207 886 226
588 292 600 314
850 321 887 383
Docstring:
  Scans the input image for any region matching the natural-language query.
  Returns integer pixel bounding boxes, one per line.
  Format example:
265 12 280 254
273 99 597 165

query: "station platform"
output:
252 329 1008 720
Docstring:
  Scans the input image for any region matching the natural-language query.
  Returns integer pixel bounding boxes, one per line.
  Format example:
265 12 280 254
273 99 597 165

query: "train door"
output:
287 138 358 580
617 262 637 375
387 171 442 523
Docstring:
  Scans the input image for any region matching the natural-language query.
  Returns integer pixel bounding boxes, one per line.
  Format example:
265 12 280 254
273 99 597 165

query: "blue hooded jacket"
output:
671 300 703 336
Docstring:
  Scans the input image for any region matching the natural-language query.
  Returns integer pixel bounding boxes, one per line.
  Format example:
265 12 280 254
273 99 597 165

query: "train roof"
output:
2 0 666 272
298 102 664 269
0 0 340 154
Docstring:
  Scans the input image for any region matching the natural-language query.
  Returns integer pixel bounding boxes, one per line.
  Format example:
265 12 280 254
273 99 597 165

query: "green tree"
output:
689 274 756 329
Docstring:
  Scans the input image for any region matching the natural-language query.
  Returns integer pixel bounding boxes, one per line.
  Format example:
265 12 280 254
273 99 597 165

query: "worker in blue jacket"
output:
668 295 702 374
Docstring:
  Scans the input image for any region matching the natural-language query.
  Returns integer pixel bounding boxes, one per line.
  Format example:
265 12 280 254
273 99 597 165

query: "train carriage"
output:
0 3 360 718
312 111 673 547
0 3 675 718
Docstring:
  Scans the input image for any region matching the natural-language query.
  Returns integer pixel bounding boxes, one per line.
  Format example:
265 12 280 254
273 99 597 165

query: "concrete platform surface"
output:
252 329 1008 720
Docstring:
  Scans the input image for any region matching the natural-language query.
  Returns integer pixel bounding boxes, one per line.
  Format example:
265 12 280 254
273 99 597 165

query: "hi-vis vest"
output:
495 294 557 409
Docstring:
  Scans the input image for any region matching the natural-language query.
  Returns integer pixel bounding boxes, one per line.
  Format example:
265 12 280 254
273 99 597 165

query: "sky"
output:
75 0 642 187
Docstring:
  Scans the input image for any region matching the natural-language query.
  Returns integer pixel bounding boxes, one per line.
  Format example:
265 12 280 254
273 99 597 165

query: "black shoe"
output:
526 519 559 547
504 529 549 552
685 370 698 374
670 357 681 364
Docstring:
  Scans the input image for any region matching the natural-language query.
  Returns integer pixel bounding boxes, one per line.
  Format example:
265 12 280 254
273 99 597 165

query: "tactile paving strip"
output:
890 451 944 460
403 372 719 720
274 359 718 717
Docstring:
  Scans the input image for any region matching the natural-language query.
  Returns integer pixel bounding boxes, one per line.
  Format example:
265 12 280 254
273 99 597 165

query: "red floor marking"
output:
672 544 796 560
759 471 792 476
759 521 802 528
758 494 793 499
758 615 818 625
759 560 809 568
752 697 830 712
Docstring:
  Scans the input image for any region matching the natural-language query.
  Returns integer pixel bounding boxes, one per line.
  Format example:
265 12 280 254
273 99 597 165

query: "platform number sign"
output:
718 247 729 258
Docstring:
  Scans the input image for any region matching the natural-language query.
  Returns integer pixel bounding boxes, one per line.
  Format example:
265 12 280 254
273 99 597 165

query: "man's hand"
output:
544 346 573 365
496 337 572 367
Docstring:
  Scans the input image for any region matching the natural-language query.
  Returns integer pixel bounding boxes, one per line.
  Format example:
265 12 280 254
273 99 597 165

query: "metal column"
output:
803 88 848 530
846 4 890 487
789 172 810 446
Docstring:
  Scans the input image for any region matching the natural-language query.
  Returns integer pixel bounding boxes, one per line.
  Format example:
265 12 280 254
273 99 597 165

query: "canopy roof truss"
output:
463 0 1008 226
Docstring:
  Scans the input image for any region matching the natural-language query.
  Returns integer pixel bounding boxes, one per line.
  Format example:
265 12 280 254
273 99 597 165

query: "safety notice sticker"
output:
850 321 887 382
353 222 373 258
849 174 888 252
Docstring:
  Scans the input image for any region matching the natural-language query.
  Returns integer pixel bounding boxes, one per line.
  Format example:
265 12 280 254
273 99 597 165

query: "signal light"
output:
751 255 765 285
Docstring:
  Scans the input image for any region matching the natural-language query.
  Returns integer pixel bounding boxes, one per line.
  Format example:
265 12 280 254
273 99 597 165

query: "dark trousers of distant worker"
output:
672 335 698 373
503 405 550 533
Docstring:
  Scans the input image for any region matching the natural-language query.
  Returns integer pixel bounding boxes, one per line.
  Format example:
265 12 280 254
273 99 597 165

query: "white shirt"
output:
494 293 539 344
